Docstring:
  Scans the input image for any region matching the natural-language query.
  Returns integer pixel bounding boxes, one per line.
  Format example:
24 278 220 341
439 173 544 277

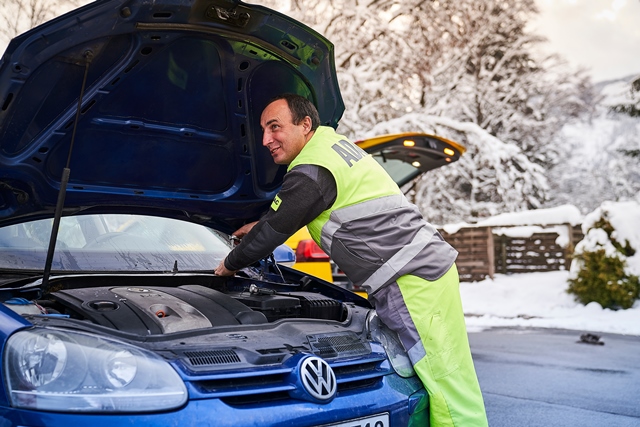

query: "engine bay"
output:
3 274 350 335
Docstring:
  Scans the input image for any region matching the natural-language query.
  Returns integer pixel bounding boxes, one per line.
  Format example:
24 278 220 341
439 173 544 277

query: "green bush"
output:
568 249 640 310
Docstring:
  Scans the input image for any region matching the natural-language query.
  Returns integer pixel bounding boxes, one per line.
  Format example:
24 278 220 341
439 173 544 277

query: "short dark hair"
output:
269 93 321 131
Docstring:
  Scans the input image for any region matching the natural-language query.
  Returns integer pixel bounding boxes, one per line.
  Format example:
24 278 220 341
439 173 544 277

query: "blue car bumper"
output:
0 377 428 427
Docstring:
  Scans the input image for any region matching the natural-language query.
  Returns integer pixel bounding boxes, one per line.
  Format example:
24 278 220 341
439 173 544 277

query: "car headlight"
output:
3 328 187 413
366 310 416 378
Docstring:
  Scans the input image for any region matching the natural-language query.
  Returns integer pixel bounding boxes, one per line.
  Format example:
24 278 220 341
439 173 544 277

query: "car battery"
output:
228 292 301 322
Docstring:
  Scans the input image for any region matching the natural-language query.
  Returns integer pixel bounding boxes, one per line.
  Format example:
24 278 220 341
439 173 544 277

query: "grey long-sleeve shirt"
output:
224 164 336 271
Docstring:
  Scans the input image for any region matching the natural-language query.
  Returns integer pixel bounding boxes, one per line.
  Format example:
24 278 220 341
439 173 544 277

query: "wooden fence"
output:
439 224 584 282
440 227 494 282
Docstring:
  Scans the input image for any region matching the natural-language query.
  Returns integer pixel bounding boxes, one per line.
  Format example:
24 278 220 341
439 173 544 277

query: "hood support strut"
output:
42 50 94 292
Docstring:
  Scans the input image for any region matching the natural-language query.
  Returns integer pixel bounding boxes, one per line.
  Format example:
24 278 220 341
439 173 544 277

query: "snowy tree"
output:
364 113 548 224
605 75 640 158
544 74 640 214
260 0 596 222
418 0 595 168
0 0 85 46
609 75 640 119
260 0 433 134
608 75 640 165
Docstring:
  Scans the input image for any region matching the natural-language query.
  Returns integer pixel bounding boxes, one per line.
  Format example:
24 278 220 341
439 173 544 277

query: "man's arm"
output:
215 165 336 275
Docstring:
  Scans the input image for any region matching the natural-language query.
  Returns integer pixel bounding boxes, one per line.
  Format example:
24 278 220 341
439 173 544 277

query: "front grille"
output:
185 352 391 405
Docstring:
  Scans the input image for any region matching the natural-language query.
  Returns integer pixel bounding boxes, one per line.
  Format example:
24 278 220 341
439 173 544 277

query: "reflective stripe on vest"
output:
320 193 410 255
360 226 436 294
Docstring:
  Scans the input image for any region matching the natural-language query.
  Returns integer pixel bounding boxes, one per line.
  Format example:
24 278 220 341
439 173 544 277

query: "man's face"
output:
260 99 312 165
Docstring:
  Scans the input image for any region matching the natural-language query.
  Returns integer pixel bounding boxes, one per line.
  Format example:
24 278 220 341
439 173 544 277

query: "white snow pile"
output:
460 271 640 336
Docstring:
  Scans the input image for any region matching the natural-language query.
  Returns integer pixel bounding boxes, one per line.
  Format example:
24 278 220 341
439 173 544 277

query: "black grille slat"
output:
308 332 370 358
197 372 289 392
220 378 382 407
184 349 241 366
221 391 291 406
332 361 381 377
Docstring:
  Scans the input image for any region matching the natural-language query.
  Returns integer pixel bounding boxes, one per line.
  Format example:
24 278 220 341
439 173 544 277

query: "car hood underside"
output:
0 0 344 232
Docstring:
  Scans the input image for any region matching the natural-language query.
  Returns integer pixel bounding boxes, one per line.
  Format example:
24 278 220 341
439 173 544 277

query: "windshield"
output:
0 214 231 272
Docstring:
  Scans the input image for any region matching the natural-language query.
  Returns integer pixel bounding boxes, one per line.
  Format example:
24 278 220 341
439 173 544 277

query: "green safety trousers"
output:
371 265 488 426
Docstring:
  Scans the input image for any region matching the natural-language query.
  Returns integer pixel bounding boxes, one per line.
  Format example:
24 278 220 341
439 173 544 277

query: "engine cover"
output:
51 285 268 335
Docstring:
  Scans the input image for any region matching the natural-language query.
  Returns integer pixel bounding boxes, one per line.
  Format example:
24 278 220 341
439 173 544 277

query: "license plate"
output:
316 413 389 427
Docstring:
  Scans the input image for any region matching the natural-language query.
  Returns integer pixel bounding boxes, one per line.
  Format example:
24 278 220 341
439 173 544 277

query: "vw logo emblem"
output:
300 356 337 401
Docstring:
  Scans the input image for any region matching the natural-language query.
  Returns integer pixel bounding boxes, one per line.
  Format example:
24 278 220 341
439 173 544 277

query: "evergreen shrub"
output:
568 248 640 309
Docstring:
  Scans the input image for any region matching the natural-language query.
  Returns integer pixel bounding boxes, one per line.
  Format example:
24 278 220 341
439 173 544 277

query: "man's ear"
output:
301 116 313 135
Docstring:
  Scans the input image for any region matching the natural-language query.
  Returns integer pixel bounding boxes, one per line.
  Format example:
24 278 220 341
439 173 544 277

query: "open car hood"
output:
0 0 344 232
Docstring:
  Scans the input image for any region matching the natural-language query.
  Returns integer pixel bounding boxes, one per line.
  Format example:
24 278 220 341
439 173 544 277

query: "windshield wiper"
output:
42 50 94 293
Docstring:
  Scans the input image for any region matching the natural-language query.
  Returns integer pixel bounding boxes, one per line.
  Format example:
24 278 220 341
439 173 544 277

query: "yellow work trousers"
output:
376 265 488 426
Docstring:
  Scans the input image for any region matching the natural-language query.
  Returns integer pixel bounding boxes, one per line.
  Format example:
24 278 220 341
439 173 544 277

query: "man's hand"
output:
231 221 258 240
216 221 258 275
214 259 236 276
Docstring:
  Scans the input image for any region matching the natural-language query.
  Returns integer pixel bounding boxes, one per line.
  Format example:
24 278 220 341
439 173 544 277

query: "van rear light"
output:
295 239 329 262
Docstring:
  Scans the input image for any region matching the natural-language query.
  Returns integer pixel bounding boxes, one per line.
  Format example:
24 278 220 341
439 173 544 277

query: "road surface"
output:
469 328 640 427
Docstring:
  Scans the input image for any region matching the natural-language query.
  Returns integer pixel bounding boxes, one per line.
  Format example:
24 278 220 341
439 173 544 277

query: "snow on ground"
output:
460 270 640 336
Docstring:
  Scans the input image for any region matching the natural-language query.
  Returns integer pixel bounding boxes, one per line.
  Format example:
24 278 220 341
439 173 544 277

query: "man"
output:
215 94 488 426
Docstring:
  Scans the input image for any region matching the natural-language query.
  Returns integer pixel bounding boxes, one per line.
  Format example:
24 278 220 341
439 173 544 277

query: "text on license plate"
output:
318 413 389 427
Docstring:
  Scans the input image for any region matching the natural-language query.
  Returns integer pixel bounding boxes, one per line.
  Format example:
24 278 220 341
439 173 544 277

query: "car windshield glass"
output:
0 214 231 272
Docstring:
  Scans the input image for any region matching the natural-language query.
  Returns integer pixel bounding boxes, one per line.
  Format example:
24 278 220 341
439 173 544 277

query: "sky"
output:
457 202 640 337
531 0 640 82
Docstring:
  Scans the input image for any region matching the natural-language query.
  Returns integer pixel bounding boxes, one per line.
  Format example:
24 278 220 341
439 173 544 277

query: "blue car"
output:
0 0 428 426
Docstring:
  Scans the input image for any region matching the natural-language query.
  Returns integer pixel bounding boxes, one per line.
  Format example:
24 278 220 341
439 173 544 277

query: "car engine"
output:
4 274 348 335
